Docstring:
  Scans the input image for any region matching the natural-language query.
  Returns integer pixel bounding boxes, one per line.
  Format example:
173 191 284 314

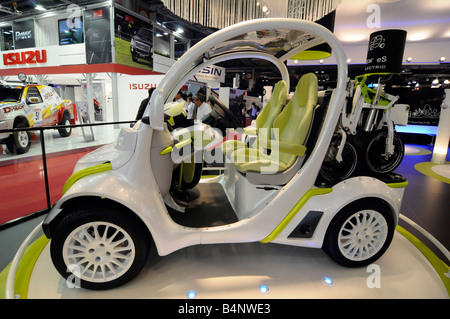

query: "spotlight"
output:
432 78 439 85
187 290 197 299
439 56 446 62
406 57 412 62
346 58 351 63
322 276 334 285
258 285 269 293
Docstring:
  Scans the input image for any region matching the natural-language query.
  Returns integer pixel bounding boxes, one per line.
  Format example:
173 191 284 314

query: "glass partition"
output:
0 121 132 227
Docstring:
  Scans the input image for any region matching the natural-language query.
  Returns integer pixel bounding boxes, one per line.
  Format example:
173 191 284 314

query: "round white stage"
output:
12 229 448 299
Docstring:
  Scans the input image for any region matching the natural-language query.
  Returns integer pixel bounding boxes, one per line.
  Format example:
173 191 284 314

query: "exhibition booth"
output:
0 0 448 301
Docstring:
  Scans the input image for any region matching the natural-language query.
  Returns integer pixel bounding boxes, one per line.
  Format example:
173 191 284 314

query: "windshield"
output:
136 28 152 40
0 85 24 103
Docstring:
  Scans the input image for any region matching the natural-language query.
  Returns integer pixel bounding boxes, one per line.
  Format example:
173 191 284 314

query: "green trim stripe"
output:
415 161 450 184
396 225 450 297
62 163 113 195
160 146 173 155
0 235 50 299
387 181 409 188
261 188 333 243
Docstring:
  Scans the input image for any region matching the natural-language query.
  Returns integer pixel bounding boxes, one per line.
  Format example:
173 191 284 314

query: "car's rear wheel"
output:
58 112 72 137
50 206 151 290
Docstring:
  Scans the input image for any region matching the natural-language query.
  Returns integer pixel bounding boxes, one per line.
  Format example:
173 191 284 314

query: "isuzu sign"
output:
3 49 48 66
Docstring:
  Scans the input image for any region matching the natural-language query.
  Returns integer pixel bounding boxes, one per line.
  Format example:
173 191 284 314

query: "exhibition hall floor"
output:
14 230 450 299
0 142 449 299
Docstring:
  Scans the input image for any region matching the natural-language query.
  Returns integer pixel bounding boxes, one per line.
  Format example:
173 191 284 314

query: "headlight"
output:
130 38 135 47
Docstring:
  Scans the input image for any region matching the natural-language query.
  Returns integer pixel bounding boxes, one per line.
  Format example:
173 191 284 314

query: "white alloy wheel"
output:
17 131 29 148
62 221 136 283
337 209 388 261
63 118 71 134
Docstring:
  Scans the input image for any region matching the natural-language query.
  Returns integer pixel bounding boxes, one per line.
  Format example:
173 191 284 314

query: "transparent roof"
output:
207 29 319 58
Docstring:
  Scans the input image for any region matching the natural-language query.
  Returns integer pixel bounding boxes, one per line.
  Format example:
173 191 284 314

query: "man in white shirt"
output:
193 92 212 122
185 96 194 119
175 90 185 104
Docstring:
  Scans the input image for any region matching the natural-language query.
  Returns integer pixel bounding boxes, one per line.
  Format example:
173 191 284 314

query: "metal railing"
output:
0 121 134 229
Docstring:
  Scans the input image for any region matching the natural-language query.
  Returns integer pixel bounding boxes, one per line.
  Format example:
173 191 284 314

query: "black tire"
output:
50 206 151 290
58 112 72 137
323 199 395 267
319 138 357 183
5 122 31 154
131 51 138 62
365 131 404 174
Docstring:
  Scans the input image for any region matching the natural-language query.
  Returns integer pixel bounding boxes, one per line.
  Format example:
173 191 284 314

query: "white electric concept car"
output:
41 18 408 290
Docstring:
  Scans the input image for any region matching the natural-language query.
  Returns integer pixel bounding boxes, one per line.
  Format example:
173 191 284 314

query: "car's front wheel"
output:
323 199 395 267
5 122 31 154
50 206 151 290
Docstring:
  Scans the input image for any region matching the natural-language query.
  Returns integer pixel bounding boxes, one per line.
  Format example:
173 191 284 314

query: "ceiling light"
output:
408 32 429 41
444 79 450 85
175 28 183 34
432 78 439 85
406 57 412 62
440 56 446 62
347 58 351 63
35 5 46 11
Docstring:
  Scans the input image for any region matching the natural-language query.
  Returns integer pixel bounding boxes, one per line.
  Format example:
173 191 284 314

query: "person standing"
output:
185 95 194 119
135 87 155 121
175 90 185 104
193 92 211 122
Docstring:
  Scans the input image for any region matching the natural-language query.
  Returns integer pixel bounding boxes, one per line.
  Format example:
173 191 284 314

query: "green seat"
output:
231 73 318 177
222 80 287 156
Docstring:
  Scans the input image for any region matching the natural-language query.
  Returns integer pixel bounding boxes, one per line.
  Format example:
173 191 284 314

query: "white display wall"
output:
117 74 166 121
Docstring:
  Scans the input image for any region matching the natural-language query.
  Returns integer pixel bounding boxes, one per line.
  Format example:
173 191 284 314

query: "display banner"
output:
84 7 112 64
0 46 60 69
114 7 153 71
389 87 444 126
194 65 226 83
117 74 165 121
13 20 35 49
364 29 407 74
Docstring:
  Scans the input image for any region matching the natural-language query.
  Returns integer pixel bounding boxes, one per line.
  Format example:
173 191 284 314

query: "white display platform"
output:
26 231 448 299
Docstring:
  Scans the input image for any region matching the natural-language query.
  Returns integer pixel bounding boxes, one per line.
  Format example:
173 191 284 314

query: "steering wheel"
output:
208 95 242 129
